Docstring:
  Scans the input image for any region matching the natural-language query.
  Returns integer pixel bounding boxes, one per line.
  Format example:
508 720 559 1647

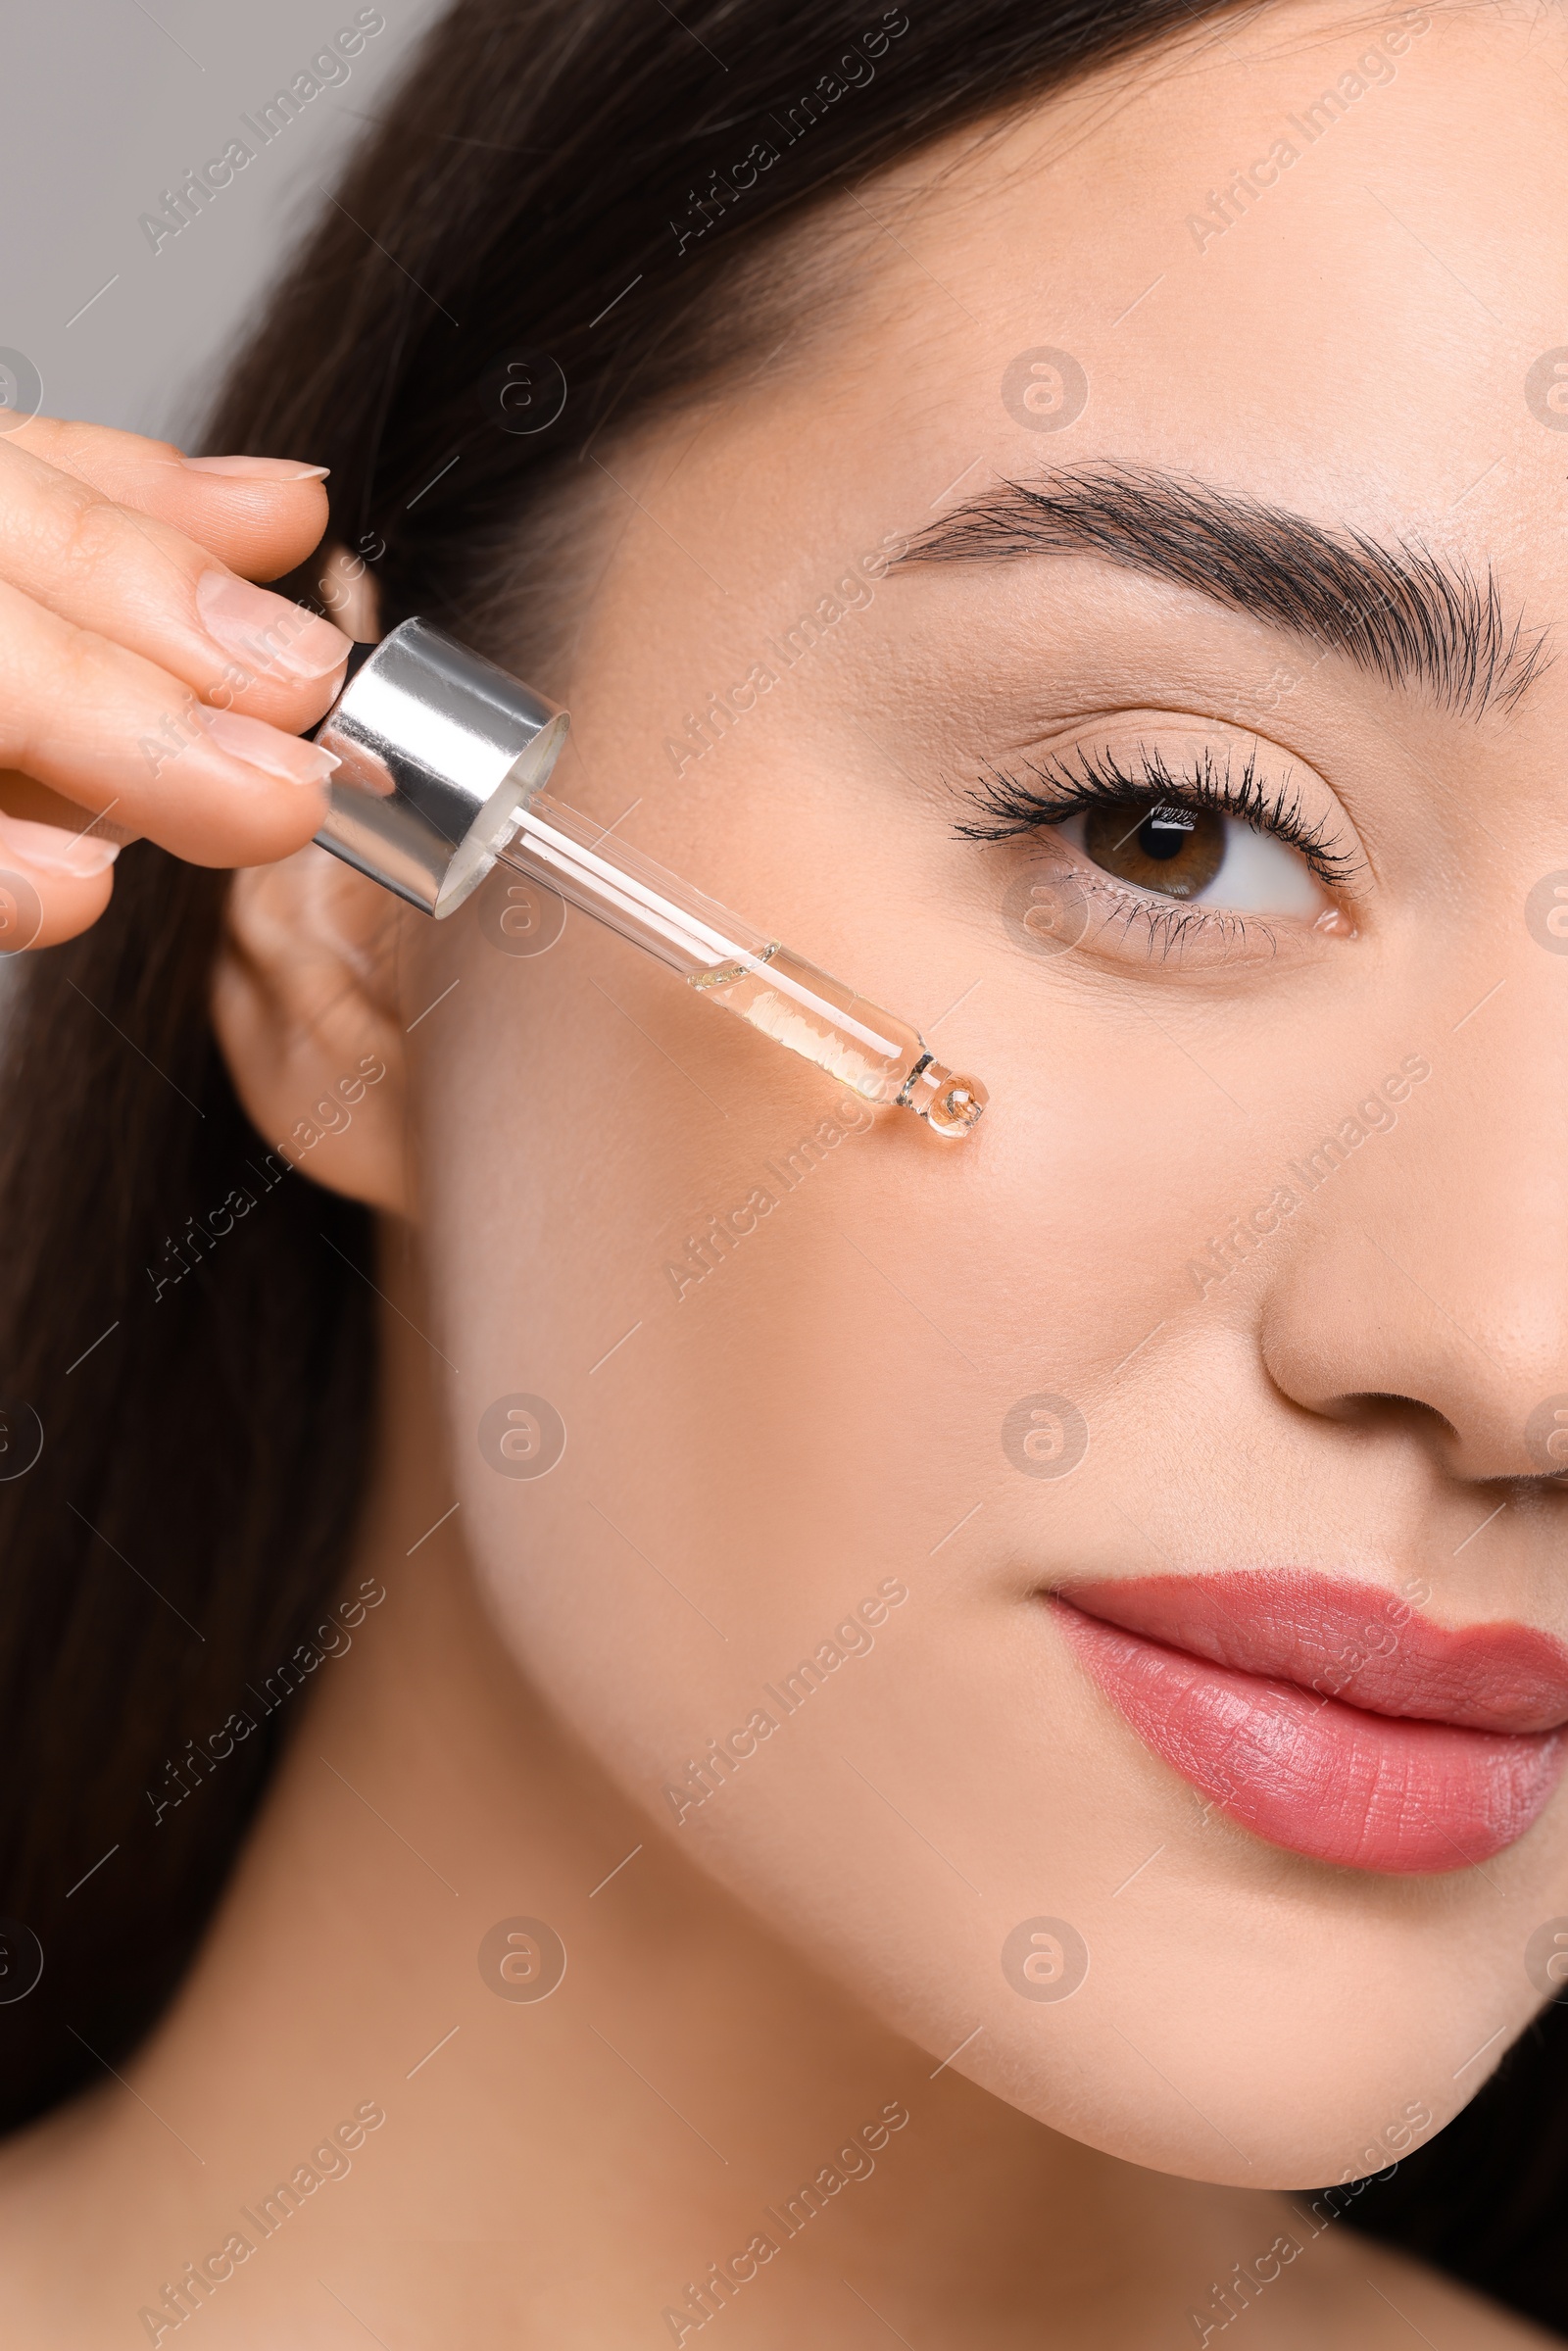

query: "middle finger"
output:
0 436 352 730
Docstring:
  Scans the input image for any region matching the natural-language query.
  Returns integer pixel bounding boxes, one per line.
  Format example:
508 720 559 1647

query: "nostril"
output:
1318 1391 1462 1445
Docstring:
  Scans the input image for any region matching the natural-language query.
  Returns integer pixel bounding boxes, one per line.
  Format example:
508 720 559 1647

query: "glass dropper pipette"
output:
309 617 988 1140
493 788 986 1139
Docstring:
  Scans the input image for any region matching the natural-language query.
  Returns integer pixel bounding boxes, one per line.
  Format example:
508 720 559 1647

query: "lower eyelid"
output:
1030 825 1315 963
1053 838 1243 938
1097 889 1248 959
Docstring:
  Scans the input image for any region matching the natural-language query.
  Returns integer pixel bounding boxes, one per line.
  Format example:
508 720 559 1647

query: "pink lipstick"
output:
1052 1573 1568 1874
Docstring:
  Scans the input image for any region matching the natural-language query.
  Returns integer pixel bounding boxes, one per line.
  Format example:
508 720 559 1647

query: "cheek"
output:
420 875 996 1649
413 842 1529 2192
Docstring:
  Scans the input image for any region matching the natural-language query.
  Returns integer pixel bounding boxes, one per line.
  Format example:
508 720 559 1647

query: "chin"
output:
652 1599 1565 2192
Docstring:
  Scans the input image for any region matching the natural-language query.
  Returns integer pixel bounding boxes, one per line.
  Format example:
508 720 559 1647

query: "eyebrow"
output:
900 466 1549 719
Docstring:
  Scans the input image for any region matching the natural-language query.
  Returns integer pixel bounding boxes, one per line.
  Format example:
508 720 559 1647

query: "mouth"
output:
1049 1572 1568 1875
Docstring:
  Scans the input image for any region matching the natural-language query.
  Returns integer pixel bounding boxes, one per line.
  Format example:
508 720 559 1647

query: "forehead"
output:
699 1 1567 583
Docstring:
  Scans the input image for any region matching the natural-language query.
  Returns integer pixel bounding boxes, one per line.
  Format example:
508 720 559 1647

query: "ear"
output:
212 844 414 1218
315 540 382 641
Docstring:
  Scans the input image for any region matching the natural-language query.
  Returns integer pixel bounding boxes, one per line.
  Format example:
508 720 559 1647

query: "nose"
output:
1256 1001 1568 1487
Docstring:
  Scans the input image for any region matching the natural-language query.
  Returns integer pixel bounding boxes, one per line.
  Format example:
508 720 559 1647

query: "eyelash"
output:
956 740 1361 956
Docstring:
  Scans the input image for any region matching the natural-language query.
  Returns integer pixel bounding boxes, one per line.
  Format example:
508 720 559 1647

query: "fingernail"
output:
0 811 120 878
197 570 354 682
181 455 330 481
200 709 341 789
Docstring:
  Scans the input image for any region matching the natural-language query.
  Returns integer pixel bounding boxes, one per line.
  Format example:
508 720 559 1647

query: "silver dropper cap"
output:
312 617 570 917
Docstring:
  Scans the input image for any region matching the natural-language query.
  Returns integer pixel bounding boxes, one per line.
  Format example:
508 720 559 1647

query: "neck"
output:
8 1278 1302 2346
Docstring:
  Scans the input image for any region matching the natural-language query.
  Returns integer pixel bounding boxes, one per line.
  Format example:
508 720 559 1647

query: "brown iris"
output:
1082 803 1226 900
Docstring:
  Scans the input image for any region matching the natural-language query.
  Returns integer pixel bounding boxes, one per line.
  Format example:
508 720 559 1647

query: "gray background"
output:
3 0 442 446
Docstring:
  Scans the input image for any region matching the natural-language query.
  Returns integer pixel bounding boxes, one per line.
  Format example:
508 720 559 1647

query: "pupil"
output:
1082 802 1227 899
1138 812 1189 862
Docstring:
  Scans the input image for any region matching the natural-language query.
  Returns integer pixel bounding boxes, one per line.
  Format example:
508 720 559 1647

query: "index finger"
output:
2 414 332 582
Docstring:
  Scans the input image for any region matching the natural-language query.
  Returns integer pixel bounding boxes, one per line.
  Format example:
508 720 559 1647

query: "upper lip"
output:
1051 1571 1568 1736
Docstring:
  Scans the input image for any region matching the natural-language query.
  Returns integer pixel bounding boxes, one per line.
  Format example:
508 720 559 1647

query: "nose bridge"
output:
1257 960 1568 1477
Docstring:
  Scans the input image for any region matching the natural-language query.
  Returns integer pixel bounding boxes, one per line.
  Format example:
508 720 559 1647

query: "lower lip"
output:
1054 1604 1566 1874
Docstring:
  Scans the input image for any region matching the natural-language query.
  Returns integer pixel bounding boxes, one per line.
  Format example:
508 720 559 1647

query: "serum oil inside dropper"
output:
688 945 986 1139
493 787 987 1140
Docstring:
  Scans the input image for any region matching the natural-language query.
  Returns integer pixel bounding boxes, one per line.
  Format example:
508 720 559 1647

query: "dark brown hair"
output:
1 0 1563 2329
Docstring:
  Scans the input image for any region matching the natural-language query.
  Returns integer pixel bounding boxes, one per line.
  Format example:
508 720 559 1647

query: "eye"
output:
956 726 1362 958
1059 800 1332 917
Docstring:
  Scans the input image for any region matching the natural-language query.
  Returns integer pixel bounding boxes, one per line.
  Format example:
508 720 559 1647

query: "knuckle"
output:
50 488 134 585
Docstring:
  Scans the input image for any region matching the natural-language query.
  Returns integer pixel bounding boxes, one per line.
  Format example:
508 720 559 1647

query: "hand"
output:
0 415 353 949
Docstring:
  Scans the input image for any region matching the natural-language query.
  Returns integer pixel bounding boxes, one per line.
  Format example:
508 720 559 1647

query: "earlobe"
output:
212 845 413 1218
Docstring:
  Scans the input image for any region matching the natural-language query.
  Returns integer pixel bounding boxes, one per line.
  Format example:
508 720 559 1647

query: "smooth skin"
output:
2 1 1566 2344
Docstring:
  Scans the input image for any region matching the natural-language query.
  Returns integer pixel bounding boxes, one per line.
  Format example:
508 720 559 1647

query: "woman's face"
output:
397 0 1568 2188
